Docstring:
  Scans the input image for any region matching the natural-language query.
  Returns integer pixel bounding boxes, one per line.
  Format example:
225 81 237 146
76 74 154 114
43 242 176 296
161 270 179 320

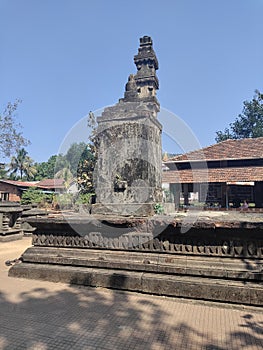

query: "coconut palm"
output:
23 159 37 180
9 148 37 180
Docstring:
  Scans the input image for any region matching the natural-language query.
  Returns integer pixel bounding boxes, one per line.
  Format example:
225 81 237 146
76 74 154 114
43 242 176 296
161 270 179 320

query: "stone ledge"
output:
0 232 23 242
25 213 263 230
91 203 155 216
20 247 263 281
9 263 263 306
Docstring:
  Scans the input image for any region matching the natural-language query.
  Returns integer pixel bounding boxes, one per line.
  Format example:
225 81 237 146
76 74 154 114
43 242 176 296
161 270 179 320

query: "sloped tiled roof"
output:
0 178 65 190
37 178 64 189
0 179 38 187
167 137 263 162
162 166 263 184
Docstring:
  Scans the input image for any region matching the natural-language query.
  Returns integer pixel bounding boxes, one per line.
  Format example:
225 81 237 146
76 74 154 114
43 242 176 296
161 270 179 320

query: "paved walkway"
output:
0 238 262 350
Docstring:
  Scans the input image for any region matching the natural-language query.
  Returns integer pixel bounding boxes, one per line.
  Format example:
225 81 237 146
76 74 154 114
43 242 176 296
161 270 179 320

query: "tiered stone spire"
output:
123 36 159 103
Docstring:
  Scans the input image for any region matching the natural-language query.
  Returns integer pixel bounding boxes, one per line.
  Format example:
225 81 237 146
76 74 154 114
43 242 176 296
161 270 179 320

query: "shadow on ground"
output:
0 283 262 350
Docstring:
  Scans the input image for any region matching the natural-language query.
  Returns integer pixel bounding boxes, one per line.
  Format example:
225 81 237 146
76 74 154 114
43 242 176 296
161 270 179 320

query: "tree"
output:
21 187 45 205
0 164 8 179
0 100 30 158
21 187 53 205
215 90 263 142
34 154 67 180
77 145 96 193
77 112 97 194
34 161 51 180
9 148 36 180
54 154 69 174
65 142 87 177
23 159 37 180
32 112 97 191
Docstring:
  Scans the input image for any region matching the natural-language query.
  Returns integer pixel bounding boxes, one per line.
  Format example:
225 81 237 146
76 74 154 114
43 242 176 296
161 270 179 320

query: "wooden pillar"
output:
221 183 227 208
170 183 180 209
254 181 263 208
183 183 189 206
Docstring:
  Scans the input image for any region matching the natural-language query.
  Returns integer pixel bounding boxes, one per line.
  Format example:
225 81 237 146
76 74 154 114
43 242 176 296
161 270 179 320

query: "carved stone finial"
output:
122 36 159 104
123 74 138 101
125 74 136 92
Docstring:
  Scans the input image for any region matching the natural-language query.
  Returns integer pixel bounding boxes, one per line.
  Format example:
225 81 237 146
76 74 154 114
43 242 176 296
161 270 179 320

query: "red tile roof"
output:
0 180 38 187
162 166 263 184
0 178 65 190
167 137 263 162
37 178 64 189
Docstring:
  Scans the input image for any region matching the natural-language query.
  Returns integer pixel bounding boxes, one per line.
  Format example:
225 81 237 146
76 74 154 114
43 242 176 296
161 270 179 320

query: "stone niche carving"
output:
92 36 162 216
0 202 23 242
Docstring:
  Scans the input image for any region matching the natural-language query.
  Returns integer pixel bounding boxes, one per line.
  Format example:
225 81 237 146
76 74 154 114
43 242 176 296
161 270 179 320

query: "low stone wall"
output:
27 216 263 259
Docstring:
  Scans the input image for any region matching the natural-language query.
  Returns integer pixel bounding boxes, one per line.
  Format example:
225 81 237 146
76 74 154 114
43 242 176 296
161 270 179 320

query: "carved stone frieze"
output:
32 232 263 258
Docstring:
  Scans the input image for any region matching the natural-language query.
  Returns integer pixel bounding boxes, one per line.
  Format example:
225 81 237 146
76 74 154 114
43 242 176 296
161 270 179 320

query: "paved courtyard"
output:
0 237 262 350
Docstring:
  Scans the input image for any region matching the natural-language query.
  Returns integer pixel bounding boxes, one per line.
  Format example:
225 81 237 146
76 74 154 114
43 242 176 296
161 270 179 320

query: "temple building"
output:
163 137 263 208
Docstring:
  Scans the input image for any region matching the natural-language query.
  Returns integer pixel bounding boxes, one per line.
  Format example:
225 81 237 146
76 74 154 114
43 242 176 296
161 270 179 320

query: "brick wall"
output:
0 183 21 202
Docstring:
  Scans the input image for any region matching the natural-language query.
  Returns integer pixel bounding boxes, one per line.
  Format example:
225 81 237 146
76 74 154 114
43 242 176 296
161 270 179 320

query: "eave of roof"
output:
0 179 38 187
162 166 263 184
167 137 263 163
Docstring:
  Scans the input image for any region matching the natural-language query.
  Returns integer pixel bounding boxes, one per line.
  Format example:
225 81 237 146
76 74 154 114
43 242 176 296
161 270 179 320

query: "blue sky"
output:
1 0 263 162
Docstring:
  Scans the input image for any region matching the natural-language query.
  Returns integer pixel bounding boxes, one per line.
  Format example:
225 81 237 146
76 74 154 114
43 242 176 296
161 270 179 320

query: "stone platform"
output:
9 213 263 306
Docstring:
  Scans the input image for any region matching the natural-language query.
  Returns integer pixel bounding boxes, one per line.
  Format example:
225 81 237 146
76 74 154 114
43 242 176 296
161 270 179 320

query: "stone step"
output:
20 246 263 281
0 232 23 242
9 262 263 306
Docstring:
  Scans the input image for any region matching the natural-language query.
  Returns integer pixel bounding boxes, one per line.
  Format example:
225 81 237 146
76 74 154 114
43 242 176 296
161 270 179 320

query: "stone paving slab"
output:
0 237 263 350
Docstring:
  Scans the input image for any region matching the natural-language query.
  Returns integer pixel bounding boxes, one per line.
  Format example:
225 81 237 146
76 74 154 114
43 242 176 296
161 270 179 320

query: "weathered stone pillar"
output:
92 36 162 216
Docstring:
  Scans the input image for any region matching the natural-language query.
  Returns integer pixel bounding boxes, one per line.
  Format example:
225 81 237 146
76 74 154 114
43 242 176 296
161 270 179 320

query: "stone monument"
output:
9 36 263 306
92 36 162 216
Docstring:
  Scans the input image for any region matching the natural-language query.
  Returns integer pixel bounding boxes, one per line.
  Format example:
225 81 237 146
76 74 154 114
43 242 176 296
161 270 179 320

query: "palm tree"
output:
23 159 37 180
9 148 36 180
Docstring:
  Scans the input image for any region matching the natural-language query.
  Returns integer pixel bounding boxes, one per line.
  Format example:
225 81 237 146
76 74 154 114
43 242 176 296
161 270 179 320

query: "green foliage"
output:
32 112 97 192
34 154 70 181
75 192 94 205
65 142 87 177
154 203 164 214
0 100 30 159
55 193 74 209
9 148 37 180
162 189 172 202
54 154 70 174
77 112 97 193
0 164 8 179
216 90 263 142
77 145 96 194
21 187 53 205
34 155 59 180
